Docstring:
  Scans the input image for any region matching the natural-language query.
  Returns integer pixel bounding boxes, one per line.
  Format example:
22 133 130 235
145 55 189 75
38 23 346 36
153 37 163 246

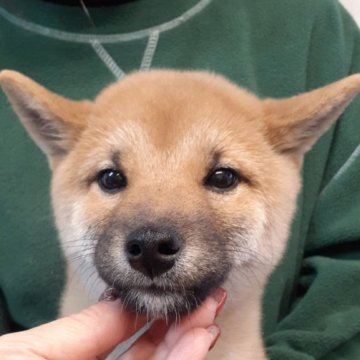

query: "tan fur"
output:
1 69 360 359
0 70 91 163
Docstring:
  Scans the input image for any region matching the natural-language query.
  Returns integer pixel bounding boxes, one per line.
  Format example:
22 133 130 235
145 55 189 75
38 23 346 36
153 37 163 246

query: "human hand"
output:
0 288 226 360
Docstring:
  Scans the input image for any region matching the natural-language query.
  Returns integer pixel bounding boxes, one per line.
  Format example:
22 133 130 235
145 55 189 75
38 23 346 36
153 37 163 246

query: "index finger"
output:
0 300 146 360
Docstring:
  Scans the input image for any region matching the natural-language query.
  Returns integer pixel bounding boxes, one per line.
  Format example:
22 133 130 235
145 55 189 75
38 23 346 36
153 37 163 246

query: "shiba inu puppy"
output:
1 70 360 359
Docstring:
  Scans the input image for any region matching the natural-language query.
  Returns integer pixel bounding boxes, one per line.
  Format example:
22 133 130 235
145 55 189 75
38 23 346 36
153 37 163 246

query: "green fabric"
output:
0 0 359 358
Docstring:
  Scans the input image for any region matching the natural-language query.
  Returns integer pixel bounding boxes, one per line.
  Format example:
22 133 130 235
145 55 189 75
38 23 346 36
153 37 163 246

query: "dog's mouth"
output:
96 254 232 318
113 283 208 318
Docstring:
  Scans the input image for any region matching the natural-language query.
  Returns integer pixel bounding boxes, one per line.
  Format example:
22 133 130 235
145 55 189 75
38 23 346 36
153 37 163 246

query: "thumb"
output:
2 300 146 360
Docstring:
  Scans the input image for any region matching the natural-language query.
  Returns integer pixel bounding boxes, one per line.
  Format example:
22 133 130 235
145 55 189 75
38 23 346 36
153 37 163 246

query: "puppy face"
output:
52 73 299 316
1 70 359 318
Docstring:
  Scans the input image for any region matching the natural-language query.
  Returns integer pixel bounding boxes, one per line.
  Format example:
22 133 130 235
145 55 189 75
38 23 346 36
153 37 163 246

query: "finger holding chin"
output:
121 289 226 360
163 288 226 348
165 325 221 360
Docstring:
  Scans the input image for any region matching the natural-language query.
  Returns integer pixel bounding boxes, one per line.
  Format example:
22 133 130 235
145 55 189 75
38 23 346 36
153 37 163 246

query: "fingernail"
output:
211 288 227 316
207 324 221 350
98 287 119 302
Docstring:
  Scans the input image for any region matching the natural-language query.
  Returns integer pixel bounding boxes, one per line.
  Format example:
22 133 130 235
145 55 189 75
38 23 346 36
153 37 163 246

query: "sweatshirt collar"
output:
0 0 205 36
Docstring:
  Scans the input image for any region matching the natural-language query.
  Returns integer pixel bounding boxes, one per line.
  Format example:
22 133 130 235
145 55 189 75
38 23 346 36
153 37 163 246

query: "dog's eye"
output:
97 169 127 193
205 168 239 190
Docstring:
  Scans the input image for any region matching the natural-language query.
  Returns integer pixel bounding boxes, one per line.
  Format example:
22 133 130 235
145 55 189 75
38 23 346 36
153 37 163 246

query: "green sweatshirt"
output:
0 0 359 358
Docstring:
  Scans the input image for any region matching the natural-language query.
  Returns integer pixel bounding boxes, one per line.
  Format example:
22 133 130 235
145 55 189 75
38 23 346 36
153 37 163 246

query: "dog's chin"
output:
115 285 209 318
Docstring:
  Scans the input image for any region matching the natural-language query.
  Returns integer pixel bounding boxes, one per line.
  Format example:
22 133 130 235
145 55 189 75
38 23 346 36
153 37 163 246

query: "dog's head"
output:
1 70 359 317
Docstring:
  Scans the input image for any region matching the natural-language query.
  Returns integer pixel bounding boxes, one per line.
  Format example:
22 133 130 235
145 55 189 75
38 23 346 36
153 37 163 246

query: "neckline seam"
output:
0 0 212 44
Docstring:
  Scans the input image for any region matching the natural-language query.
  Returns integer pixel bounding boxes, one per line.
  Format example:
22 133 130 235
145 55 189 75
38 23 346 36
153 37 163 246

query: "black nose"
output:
125 227 183 279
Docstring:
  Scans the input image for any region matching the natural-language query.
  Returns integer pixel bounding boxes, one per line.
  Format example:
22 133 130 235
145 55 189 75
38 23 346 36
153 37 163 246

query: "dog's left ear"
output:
0 70 91 164
263 74 360 156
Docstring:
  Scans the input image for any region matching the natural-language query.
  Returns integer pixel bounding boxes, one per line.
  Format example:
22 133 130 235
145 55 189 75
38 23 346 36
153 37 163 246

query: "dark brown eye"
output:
98 169 127 193
205 168 239 191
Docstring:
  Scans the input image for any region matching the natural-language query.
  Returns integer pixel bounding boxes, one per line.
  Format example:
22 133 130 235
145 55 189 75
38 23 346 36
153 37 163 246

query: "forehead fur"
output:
95 70 261 115
74 71 270 175
88 70 264 148
65 71 278 195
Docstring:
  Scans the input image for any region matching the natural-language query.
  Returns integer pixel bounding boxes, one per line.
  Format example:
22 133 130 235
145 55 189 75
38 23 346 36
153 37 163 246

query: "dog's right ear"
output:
0 70 91 162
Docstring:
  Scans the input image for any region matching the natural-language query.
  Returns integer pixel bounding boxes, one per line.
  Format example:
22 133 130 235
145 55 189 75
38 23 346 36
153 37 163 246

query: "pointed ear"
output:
263 74 360 155
0 70 91 159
